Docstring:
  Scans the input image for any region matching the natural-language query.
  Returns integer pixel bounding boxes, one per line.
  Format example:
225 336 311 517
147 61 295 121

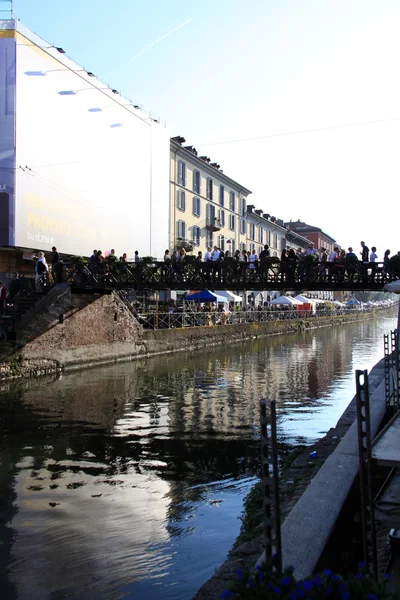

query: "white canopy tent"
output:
294 294 316 313
214 290 242 303
294 294 313 303
270 295 301 306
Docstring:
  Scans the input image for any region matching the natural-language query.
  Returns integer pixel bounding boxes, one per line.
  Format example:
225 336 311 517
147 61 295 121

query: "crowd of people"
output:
1 239 397 312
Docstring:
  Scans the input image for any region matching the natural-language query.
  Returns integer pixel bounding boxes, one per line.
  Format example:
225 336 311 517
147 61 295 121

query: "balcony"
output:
206 217 222 232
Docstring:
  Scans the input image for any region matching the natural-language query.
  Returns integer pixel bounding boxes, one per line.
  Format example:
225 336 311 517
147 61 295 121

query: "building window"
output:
259 246 263 255
207 177 213 200
259 226 263 244
219 209 225 227
267 230 271 246
192 196 201 217
240 218 246 235
218 234 225 252
251 243 256 252
193 170 201 194
228 239 236 254
206 203 216 222
274 233 278 249
206 230 213 248
192 225 201 246
277 237 280 251
229 214 235 231
241 197 246 217
229 191 235 212
178 160 186 187
219 184 224 206
177 220 186 240
177 190 185 211
250 223 255 240
240 242 246 252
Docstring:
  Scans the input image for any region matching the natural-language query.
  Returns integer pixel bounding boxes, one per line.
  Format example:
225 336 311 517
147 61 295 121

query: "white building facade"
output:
170 137 251 256
0 19 169 273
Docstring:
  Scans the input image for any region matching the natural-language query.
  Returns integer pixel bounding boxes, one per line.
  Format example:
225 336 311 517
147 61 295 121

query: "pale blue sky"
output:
8 0 400 255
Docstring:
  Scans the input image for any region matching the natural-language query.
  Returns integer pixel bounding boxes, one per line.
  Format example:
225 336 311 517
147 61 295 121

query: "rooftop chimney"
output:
171 135 186 144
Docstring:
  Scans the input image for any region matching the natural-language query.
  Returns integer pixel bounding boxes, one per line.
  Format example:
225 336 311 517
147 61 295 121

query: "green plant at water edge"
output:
221 560 398 599
230 482 263 553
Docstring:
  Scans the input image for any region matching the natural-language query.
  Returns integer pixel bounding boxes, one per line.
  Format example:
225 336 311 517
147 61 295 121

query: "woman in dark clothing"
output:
286 248 297 282
280 249 289 281
383 249 391 277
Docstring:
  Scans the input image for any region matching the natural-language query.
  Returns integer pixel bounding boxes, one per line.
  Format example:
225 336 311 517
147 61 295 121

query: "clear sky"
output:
7 0 400 258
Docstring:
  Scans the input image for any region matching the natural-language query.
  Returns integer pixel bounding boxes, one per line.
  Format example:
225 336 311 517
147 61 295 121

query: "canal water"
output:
0 314 397 599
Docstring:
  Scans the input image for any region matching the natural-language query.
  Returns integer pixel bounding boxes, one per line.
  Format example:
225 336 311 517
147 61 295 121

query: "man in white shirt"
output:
369 247 377 262
329 247 339 262
204 247 212 262
35 251 49 292
305 243 319 257
211 246 220 261
369 246 378 282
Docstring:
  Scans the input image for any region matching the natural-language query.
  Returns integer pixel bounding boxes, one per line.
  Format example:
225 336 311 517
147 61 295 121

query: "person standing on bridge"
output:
360 241 369 281
360 241 369 262
51 246 62 284
369 246 378 282
35 252 49 293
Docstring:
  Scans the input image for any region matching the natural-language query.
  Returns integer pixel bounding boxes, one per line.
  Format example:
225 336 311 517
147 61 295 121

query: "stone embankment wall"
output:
0 287 393 380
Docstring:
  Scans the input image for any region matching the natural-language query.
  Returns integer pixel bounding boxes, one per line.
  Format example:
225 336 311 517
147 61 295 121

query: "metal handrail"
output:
135 306 387 330
69 259 400 292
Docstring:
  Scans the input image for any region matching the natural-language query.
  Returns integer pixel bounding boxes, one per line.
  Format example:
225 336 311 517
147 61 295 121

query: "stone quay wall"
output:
0 288 393 380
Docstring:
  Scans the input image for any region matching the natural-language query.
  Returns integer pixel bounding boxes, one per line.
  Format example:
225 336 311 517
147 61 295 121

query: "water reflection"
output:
0 314 396 599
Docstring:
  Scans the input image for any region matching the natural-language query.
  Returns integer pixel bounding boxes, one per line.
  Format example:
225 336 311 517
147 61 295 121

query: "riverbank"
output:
0 287 396 380
193 356 388 599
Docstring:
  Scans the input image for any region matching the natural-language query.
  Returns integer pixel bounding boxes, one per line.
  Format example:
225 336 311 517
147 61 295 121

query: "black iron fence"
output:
135 305 386 330
69 259 400 292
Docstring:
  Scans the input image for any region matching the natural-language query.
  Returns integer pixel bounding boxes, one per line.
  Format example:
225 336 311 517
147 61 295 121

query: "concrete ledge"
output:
258 360 387 580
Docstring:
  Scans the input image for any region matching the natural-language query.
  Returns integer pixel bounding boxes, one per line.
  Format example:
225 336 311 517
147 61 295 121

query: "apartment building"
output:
285 220 336 254
170 137 251 256
246 206 287 257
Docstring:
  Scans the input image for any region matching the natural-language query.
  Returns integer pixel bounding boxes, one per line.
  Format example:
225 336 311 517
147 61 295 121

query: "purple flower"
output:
236 568 243 579
314 574 322 585
384 573 391 581
356 573 362 580
289 593 297 600
303 580 313 591
358 561 367 569
280 577 292 586
323 569 333 577
274 586 282 594
220 591 233 599
367 595 378 600
326 588 332 596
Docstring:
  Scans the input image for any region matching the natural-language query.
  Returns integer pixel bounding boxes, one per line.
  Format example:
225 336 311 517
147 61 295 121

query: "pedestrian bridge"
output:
70 260 399 293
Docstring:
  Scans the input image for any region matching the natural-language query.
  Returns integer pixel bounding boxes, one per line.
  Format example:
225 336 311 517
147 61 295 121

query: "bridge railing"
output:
69 258 400 290
135 307 380 330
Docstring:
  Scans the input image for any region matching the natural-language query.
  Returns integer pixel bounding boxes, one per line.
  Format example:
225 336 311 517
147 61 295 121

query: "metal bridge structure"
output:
70 260 400 293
